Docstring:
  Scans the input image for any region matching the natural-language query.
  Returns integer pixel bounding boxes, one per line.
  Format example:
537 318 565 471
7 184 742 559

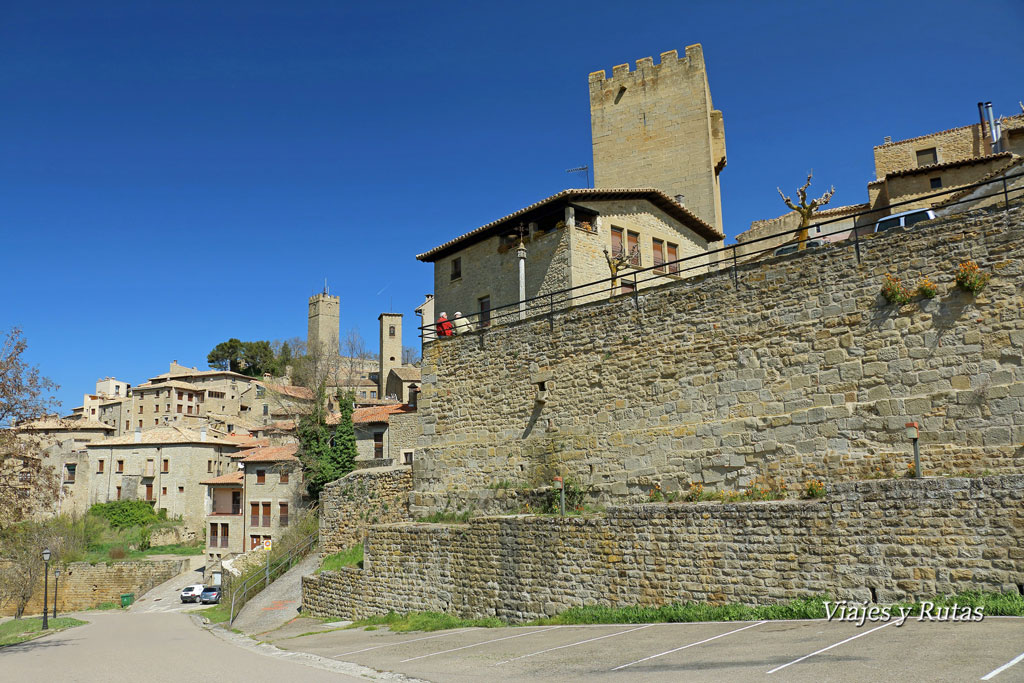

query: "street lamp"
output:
53 569 61 619
41 548 51 630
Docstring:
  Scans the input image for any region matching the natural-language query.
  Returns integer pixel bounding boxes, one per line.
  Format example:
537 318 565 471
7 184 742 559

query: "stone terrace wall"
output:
413 207 1024 511
1 558 187 616
319 466 413 556
303 476 1024 622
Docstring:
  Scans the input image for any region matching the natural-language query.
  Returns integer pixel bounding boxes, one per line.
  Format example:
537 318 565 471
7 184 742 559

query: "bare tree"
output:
402 345 421 366
603 244 640 295
0 328 61 529
340 328 372 389
777 171 836 251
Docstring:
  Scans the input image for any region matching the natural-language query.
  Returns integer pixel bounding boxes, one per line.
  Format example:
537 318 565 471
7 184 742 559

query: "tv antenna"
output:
566 165 591 188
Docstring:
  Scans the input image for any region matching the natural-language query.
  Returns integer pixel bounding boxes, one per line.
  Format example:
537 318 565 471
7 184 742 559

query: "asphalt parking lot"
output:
270 616 1024 682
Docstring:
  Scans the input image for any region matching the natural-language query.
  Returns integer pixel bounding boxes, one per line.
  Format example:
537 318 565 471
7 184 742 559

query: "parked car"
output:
200 586 222 604
874 208 936 232
773 239 823 257
180 585 204 603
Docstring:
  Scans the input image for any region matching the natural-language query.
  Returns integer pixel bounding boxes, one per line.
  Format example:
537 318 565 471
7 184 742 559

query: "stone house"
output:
385 367 420 405
202 444 305 566
349 404 418 465
417 189 724 330
83 426 240 529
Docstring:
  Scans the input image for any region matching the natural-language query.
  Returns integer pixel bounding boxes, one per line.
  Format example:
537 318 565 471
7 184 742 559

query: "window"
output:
279 503 289 527
930 177 942 189
262 502 271 527
154 419 158 426
64 464 76 483
916 147 937 166
263 404 268 416
403 450 414 465
177 405 182 414
178 486 184 493
116 459 124 473
162 459 169 473
280 471 289 484
210 523 218 545
138 420 143 428
450 257 462 281
652 238 665 273
187 406 193 415
91 408 96 415
98 460 105 474
138 405 143 414
360 391 366 398
250 502 259 526
177 391 183 400
188 394 193 402
620 280 636 295
389 325 396 337
611 226 624 257
479 296 491 328
373 432 384 459
161 486 167 495
166 404 170 412
220 523 229 548
250 535 261 550
116 486 121 500
207 460 213 473
145 483 153 500
667 243 679 274
627 231 640 266
256 469 266 484
370 391 377 399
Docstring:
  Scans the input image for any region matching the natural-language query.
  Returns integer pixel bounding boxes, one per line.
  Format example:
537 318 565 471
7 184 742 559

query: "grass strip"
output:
192 603 232 624
0 617 87 647
347 611 505 632
318 544 363 573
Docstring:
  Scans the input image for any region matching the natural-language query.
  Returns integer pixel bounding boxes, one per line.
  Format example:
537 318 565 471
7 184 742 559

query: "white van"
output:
874 208 936 232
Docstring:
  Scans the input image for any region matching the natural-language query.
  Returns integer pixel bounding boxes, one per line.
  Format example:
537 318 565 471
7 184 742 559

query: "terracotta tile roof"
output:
935 156 1024 208
86 426 236 447
250 420 296 432
348 404 417 425
337 378 378 388
873 113 1024 149
18 418 115 431
201 471 244 486
133 379 204 393
238 444 300 462
389 366 421 382
416 188 723 262
884 152 1013 179
260 383 314 400
815 202 870 217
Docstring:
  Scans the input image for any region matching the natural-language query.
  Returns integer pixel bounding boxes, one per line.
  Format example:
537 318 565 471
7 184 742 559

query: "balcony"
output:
210 504 242 516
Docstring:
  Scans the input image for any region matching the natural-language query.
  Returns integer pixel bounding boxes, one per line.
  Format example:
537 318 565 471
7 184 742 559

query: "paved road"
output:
269 616 1024 682
129 555 207 614
0 611 404 682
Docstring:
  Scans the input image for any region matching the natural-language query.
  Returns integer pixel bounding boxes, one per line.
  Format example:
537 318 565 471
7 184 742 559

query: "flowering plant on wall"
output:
880 274 913 304
954 261 990 294
915 276 938 298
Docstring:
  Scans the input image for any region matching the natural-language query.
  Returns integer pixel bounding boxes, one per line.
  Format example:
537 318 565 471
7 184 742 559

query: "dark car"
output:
200 586 222 604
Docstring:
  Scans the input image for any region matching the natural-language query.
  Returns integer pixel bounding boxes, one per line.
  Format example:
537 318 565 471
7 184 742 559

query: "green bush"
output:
319 544 363 572
88 501 159 529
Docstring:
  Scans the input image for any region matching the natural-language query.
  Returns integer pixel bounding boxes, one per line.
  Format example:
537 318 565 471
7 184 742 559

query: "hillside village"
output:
3 36 1024 681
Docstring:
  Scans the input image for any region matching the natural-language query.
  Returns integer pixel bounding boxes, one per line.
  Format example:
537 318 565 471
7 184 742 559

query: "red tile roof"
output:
348 404 417 425
238 444 300 462
201 471 244 486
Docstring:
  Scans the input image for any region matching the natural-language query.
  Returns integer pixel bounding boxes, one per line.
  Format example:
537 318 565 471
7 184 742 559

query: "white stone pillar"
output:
518 241 527 320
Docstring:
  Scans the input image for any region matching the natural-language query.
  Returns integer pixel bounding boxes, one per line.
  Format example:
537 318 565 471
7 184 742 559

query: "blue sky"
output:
3 0 1022 411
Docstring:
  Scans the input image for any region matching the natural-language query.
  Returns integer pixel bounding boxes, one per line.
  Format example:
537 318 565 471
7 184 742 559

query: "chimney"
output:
675 194 685 206
883 135 892 144
200 425 207 442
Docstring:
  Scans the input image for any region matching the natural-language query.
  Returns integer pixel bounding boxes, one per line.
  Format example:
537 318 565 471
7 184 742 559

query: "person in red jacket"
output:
436 312 454 337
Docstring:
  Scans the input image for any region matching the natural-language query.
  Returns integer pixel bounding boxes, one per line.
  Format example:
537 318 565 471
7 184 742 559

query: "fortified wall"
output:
304 475 1024 622
319 465 412 556
411 207 1024 513
1 558 187 616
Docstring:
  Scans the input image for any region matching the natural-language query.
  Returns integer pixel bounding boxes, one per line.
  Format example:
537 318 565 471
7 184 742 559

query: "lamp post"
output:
53 569 60 619
41 548 51 630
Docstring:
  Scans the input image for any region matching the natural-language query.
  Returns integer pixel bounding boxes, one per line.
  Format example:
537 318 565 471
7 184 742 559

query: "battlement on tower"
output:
587 44 704 88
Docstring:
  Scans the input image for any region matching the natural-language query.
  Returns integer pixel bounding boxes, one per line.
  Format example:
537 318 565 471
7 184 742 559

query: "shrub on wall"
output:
88 501 159 529
955 261 990 294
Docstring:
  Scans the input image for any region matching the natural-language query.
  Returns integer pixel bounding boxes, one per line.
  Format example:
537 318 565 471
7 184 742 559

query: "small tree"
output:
777 171 836 250
603 244 640 295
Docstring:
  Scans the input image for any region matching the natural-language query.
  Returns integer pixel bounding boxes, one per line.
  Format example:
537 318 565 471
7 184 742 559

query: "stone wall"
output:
413 207 1024 512
388 411 420 463
303 475 1024 622
319 466 413 556
1 558 187 616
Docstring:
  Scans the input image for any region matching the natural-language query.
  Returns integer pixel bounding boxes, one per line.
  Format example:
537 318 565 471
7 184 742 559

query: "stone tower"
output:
589 44 727 233
378 313 402 399
308 292 340 356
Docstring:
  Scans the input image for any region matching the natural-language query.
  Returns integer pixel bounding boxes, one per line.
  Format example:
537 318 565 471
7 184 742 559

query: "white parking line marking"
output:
982 650 1024 680
334 628 474 657
494 624 654 665
400 627 560 662
767 620 896 674
612 621 767 671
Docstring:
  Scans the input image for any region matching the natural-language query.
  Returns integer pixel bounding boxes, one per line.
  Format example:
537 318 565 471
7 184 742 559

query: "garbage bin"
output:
120 593 135 608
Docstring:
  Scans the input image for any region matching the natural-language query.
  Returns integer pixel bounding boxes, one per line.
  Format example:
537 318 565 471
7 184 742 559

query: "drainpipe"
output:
517 241 527 320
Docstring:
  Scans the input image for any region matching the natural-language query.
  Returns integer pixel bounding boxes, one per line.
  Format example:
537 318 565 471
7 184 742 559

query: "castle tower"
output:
378 313 402 399
308 292 340 356
589 44 727 233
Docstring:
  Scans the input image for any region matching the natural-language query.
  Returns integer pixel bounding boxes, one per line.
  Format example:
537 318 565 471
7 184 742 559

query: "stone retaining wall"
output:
413 207 1024 512
2 558 187 616
319 465 413 556
304 475 1024 622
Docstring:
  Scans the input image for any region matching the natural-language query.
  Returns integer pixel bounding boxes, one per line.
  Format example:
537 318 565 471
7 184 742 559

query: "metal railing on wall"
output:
420 171 1024 341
